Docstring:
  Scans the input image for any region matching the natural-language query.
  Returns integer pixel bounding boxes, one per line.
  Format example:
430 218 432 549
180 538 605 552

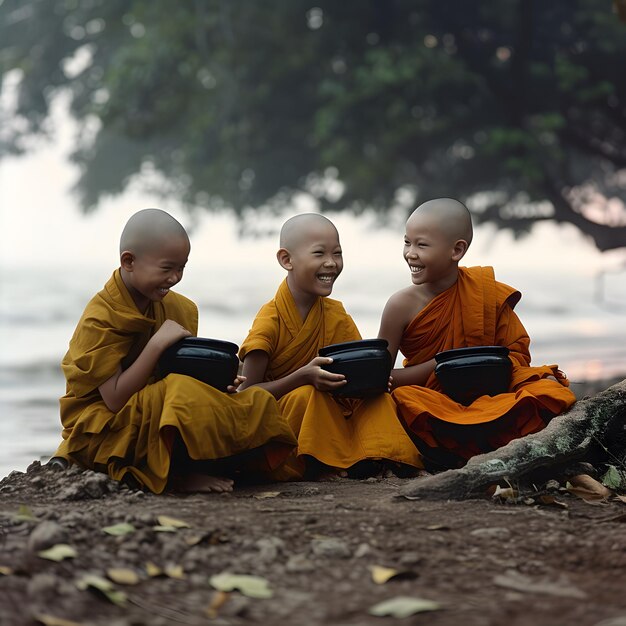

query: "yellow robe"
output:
239 279 422 475
392 266 577 470
55 270 297 493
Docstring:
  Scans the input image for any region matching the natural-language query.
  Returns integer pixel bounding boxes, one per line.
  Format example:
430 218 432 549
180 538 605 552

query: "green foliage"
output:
1 0 625 248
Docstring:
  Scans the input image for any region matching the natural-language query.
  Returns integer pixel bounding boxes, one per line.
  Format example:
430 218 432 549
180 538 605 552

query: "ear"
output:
120 251 135 271
276 248 293 271
451 239 469 261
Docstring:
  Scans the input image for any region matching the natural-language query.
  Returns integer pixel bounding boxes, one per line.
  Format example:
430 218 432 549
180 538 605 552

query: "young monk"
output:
378 198 577 471
238 213 422 479
52 208 296 493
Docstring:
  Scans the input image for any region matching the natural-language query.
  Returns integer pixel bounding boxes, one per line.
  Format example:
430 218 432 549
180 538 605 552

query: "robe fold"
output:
239 279 422 475
392 266 577 469
55 270 297 493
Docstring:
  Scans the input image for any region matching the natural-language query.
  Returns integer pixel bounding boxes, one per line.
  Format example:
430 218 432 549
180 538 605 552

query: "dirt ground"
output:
1 460 625 626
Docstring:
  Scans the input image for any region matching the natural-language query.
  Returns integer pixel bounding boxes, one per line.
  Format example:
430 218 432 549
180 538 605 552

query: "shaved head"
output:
408 198 473 246
279 213 339 250
120 208 189 255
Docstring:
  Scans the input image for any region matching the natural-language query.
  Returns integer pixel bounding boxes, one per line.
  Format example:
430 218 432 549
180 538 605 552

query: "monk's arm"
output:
240 350 346 399
378 293 435 389
99 319 191 412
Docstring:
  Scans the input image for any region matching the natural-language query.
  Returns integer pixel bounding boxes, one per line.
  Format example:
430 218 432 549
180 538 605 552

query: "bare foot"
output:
170 474 234 493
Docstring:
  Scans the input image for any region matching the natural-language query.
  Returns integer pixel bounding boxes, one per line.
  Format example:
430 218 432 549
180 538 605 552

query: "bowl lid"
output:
435 345 509 364
170 336 239 355
319 338 389 357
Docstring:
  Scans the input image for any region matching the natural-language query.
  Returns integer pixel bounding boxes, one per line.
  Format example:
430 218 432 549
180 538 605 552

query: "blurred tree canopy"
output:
1 0 625 249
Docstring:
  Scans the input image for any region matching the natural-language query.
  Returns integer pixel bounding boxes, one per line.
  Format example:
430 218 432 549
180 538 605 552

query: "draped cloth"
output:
392 266 577 469
239 279 422 475
55 270 297 493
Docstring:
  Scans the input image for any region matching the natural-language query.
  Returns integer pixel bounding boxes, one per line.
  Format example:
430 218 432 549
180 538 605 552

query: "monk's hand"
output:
226 375 246 394
305 356 347 391
152 319 192 352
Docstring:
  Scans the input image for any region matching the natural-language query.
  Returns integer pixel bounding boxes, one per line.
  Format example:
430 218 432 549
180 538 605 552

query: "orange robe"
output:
55 270 296 493
239 279 422 476
392 266 577 470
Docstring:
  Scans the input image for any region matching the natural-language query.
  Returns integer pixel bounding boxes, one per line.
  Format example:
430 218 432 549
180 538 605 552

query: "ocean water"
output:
1 213 625 480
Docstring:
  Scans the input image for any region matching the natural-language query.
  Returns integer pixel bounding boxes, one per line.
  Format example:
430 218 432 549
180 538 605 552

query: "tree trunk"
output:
399 379 626 500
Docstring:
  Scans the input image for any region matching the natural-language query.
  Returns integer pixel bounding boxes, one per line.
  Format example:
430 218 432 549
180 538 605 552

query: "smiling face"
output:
121 234 190 313
277 216 343 310
403 209 467 294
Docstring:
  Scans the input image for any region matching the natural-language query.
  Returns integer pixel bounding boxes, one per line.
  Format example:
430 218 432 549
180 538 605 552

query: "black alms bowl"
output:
434 345 512 405
158 337 240 392
319 338 391 398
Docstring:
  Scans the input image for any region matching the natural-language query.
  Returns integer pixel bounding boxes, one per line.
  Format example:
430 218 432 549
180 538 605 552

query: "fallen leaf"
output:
34 614 83 626
369 565 417 585
156 515 190 528
206 590 230 618
164 564 186 579
368 596 441 618
37 544 77 562
0 566 13 575
537 495 568 509
102 522 136 536
153 525 178 533
210 572 273 598
16 504 37 521
76 574 127 607
253 491 281 499
613 494 626 505
492 485 519 501
145 562 162 577
567 474 612 503
107 568 141 585
370 565 400 584
425 524 450 531
493 570 586 599
601 465 624 490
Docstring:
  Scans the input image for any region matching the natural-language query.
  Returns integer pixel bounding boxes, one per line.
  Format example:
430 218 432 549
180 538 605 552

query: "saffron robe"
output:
55 270 297 493
239 279 422 475
392 266 577 470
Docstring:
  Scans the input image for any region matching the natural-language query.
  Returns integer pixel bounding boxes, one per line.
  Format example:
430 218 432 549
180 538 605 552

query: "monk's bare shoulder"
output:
383 285 428 327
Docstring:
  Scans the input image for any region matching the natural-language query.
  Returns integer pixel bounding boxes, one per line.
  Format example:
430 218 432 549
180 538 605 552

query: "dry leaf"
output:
369 565 417 584
253 491 281 499
34 614 83 626
0 565 13 575
370 565 400 584
164 564 186 579
102 522 136 536
210 572 273 598
537 495 568 509
492 485 519 501
156 515 190 528
493 570 586 599
425 524 450 531
145 562 162 577
613 494 626 505
76 574 127 606
153 525 178 533
15 504 37 521
37 544 77 562
567 474 612 500
206 590 230 618
107 568 141 585
368 596 441 618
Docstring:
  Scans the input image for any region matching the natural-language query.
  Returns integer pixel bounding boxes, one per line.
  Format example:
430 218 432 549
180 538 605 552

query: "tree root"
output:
399 379 626 500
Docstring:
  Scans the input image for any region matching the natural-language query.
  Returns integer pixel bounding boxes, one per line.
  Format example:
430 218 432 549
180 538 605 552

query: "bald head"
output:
408 198 473 246
279 213 339 250
120 208 189 256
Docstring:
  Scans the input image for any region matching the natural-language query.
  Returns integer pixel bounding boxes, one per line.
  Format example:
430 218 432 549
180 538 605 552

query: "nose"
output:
168 270 183 285
323 257 337 267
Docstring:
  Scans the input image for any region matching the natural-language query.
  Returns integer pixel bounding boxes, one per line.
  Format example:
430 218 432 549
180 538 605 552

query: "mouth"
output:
157 287 170 296
317 273 336 284
409 264 424 275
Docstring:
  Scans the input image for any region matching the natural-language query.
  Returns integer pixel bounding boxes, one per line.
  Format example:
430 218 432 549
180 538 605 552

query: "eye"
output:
404 239 410 246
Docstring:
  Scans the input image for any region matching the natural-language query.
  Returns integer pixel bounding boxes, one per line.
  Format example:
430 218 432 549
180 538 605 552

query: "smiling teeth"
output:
409 265 423 273
318 275 334 283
